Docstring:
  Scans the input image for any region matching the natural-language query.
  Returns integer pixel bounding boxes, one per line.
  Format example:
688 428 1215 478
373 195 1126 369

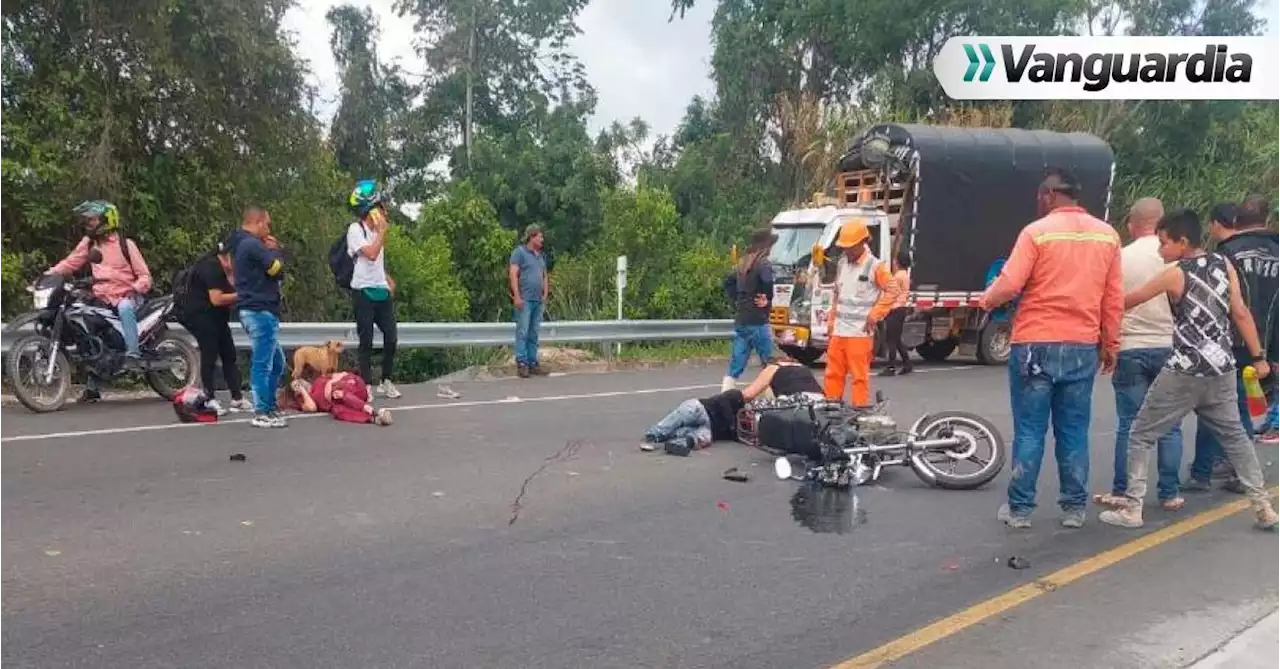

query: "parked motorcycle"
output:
3 272 198 413
737 392 1006 490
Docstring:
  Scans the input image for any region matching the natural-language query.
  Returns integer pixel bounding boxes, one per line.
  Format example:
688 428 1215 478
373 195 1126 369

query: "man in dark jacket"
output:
1189 196 1278 490
721 228 777 391
228 207 289 429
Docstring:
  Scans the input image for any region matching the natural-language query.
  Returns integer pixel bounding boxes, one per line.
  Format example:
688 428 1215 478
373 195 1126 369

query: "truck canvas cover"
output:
839 124 1115 293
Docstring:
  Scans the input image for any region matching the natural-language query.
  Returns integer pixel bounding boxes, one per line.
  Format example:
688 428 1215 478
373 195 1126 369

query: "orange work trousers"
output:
824 335 874 405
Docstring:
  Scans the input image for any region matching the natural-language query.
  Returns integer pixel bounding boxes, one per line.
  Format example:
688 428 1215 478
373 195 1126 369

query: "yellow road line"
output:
832 488 1279 669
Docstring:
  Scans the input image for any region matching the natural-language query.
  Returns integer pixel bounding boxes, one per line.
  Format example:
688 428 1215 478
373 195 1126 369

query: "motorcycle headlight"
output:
31 287 54 310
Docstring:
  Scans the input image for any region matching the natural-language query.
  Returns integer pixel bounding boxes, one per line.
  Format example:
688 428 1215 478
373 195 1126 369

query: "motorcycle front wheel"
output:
907 411 1007 490
145 332 199 400
6 334 73 413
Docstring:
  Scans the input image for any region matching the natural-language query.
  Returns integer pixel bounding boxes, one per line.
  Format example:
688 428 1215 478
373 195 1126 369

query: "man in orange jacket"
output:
824 220 899 405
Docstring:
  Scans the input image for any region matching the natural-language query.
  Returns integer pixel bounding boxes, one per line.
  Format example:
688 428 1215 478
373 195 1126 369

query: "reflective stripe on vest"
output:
833 252 881 338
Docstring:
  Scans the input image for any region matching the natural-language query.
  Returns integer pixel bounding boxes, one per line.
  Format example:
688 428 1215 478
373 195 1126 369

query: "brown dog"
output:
291 340 344 382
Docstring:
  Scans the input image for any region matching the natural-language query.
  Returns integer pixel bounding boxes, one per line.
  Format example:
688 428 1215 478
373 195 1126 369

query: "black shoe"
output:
897 366 913 376
528 364 549 376
516 364 530 378
663 436 695 457
878 366 897 378
77 388 102 403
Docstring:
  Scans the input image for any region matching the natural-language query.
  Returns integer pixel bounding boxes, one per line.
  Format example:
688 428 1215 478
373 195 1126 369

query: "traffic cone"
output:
1242 366 1268 419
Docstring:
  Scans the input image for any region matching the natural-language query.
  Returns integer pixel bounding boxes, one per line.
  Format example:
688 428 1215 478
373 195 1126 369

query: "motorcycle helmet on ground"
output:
173 386 219 423
347 179 386 218
73 200 120 238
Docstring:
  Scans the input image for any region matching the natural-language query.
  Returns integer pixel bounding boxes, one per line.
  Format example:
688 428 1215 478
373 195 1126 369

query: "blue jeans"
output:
646 398 714 446
514 300 543 367
1190 369 1251 482
727 324 774 379
239 310 285 414
1006 343 1098 516
1111 348 1182 500
117 297 140 357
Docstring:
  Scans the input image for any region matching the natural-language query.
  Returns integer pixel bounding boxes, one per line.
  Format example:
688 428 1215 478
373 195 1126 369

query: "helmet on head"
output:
835 219 870 248
347 179 385 217
73 200 120 238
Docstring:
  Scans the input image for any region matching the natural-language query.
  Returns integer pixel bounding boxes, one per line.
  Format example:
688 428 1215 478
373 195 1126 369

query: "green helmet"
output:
347 179 385 217
73 200 119 237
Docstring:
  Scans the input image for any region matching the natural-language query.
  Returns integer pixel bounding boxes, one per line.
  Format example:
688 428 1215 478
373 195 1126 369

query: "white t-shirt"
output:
1120 234 1175 350
346 221 388 290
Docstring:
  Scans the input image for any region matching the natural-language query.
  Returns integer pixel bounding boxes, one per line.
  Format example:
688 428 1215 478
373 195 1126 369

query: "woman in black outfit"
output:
179 240 249 414
880 249 913 377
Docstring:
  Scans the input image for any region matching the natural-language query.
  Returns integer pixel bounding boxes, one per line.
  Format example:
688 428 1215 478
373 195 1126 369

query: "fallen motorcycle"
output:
736 392 1006 490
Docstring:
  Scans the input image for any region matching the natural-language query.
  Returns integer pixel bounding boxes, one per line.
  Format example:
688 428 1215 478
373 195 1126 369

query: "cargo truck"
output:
767 123 1116 366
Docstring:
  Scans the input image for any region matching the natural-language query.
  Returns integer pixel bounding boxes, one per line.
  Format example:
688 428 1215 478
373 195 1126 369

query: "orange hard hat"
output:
835 219 870 248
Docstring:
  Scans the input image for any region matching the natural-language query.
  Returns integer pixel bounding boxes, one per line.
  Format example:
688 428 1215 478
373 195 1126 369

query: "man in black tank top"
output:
1098 210 1277 531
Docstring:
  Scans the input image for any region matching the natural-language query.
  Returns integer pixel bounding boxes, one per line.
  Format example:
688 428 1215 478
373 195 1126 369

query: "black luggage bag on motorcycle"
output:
757 403 851 461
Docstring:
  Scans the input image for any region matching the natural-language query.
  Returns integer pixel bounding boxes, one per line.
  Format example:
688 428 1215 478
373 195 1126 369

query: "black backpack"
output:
171 264 197 311
172 250 215 313
328 222 367 290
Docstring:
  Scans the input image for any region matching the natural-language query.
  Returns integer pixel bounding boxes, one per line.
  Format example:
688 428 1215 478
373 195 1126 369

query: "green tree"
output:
392 0 592 174
326 3 411 183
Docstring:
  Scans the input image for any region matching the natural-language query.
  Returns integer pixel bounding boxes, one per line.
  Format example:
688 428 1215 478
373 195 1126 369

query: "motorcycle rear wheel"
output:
907 411 1006 490
145 332 199 400
6 334 72 413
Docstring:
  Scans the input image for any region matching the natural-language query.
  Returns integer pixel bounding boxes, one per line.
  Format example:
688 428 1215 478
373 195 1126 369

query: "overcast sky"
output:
283 0 1279 141
283 0 717 140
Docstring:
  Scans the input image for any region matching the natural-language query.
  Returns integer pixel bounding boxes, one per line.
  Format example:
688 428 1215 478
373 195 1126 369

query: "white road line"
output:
0 384 722 444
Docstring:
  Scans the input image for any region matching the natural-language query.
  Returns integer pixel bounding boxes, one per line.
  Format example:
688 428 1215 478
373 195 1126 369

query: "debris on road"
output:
1007 556 1031 569
43 549 61 557
431 491 446 498
716 501 730 511
722 467 750 483
240 520 254 527
229 453 247 462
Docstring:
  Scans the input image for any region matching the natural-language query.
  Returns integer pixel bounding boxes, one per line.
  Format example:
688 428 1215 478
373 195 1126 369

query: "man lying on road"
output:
642 353 823 454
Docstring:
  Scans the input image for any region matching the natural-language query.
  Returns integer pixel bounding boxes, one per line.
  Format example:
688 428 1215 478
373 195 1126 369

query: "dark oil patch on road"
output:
789 482 868 535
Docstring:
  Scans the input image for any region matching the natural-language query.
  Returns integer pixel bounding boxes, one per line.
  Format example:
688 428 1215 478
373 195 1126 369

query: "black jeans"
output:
352 290 398 385
883 307 911 368
181 311 242 400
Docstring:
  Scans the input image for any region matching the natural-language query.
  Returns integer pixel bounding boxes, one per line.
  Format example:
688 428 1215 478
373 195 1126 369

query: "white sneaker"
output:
251 413 283 429
721 376 736 392
378 379 402 399
228 398 253 413
206 398 226 416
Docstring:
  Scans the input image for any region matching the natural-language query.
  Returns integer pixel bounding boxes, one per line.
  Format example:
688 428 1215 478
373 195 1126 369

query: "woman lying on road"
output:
287 371 394 426
642 354 822 454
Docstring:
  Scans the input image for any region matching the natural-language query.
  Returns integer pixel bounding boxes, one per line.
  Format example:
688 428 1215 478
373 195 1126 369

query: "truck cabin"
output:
829 122 1115 365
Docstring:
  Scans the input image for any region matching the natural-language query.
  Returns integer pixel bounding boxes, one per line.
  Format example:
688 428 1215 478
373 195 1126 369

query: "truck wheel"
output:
781 345 824 368
976 321 1012 366
915 338 957 363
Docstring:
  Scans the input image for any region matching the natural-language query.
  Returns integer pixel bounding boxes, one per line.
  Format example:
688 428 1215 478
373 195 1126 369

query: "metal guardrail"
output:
0 319 735 354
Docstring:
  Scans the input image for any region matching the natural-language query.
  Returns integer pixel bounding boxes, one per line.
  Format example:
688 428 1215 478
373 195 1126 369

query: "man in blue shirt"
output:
508 225 548 378
227 207 288 428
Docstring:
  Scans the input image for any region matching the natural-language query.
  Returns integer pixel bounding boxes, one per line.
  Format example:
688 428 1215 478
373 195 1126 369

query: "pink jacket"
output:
50 234 152 306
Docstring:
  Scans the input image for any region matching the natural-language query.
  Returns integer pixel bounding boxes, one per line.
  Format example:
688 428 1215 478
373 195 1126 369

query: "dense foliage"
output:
3 0 1277 346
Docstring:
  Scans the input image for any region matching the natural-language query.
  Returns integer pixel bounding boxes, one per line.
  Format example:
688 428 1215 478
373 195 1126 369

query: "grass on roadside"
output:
612 340 727 362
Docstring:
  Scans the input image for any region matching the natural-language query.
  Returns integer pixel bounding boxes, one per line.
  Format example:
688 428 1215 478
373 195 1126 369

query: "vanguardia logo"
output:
962 44 996 82
959 42 1252 92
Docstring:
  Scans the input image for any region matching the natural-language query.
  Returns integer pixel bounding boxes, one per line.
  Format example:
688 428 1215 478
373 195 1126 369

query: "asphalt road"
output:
3 361 1277 669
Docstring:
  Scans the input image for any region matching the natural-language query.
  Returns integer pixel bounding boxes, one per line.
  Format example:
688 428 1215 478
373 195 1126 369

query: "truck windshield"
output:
768 225 825 267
